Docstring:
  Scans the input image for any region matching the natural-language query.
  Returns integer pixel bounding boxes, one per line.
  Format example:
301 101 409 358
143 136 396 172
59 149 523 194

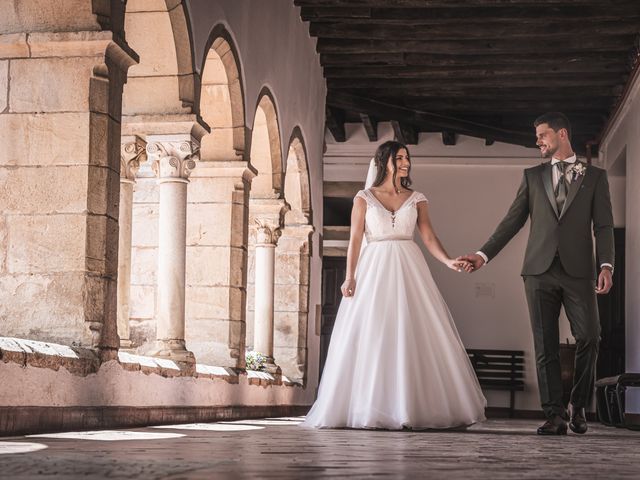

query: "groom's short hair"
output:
534 112 572 140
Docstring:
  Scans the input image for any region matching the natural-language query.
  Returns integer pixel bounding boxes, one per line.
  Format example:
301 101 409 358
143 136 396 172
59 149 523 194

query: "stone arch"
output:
274 128 314 383
284 128 312 225
181 27 253 368
119 0 204 356
122 0 196 116
198 26 247 160
250 89 284 198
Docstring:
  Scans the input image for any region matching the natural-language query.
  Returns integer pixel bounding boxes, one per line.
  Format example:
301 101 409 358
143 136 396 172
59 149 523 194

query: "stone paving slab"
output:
0 418 638 479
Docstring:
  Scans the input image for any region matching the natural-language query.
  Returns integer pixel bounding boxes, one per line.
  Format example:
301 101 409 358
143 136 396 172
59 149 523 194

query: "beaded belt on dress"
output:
367 235 413 243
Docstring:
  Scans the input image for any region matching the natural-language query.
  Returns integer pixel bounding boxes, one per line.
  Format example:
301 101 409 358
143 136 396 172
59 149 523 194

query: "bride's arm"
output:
416 202 470 272
341 197 366 297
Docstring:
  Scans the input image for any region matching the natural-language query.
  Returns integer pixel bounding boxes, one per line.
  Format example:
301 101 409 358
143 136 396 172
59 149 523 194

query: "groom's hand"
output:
596 268 613 294
459 253 486 272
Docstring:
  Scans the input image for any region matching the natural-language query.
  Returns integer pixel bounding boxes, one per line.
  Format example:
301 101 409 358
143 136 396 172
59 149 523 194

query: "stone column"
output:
146 136 199 364
116 136 146 349
253 219 281 375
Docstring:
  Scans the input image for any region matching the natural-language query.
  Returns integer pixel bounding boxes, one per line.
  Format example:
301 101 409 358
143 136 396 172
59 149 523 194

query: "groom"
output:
462 112 614 435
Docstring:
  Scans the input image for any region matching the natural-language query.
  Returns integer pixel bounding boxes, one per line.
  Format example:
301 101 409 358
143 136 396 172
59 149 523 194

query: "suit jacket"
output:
480 161 615 279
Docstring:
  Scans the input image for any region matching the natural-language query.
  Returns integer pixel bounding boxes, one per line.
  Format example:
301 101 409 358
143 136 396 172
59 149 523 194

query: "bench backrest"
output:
467 349 525 389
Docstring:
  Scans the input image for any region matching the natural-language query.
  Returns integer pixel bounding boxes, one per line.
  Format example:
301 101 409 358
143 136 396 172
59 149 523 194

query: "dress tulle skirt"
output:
303 239 486 430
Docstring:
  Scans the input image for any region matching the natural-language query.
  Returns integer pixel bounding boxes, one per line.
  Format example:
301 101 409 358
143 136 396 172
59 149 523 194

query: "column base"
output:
262 356 282 377
148 339 196 364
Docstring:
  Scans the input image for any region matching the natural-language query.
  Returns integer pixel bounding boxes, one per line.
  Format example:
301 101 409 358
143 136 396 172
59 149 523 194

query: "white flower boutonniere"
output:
569 162 587 180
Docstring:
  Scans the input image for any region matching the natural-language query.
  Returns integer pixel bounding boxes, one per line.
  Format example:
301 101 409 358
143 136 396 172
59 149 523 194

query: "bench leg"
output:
509 390 515 418
615 384 626 427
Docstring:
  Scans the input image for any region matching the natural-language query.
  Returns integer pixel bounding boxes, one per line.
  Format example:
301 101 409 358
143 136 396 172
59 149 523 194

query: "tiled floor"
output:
0 417 638 479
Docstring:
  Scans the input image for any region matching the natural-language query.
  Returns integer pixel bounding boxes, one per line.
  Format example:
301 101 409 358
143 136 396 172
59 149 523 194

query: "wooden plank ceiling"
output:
297 0 640 153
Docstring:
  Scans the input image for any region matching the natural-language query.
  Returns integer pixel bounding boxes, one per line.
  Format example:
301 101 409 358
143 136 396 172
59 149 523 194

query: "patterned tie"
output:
554 161 568 214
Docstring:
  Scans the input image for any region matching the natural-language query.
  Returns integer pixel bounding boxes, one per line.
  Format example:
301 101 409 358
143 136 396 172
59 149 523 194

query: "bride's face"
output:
387 148 411 178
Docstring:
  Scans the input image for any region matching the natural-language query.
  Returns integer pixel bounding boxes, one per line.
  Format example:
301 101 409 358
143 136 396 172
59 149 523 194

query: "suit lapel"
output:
541 162 559 218
559 163 587 219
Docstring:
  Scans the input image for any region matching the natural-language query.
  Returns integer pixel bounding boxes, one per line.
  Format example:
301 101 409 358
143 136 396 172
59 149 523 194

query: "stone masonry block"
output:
6 214 86 273
10 57 95 113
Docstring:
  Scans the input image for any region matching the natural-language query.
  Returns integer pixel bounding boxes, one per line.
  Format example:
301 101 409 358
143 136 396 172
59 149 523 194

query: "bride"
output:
303 140 486 430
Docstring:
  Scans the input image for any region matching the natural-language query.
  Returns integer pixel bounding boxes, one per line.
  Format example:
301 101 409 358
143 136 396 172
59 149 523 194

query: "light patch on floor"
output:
152 423 265 431
27 430 185 441
0 442 48 454
224 418 303 426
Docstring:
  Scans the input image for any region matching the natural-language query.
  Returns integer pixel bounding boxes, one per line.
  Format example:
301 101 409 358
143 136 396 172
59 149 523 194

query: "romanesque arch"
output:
245 90 287 374
183 27 252 368
120 0 206 364
274 128 314 383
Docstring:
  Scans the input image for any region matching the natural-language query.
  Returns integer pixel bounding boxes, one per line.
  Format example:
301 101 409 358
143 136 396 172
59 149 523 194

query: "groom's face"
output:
535 123 560 158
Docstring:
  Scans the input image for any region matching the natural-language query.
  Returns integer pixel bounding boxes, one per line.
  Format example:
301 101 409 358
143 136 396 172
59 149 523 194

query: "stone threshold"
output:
0 337 303 387
0 405 311 437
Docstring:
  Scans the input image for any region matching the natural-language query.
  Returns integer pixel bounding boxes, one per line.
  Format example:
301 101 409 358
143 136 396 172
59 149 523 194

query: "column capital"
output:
255 219 281 246
146 135 200 180
120 135 147 182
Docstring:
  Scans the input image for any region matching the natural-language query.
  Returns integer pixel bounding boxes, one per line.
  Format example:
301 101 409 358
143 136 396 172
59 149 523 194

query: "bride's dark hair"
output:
372 140 412 189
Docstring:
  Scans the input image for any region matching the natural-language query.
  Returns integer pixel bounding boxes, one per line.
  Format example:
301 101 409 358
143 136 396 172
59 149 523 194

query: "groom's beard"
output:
540 145 557 158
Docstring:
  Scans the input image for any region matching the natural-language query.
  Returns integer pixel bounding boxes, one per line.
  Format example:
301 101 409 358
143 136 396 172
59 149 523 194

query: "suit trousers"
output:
523 257 601 419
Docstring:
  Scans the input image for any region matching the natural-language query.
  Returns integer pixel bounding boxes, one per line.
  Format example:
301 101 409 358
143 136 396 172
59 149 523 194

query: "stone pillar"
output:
0 19 137 357
253 220 281 375
185 160 255 368
146 136 199 364
274 222 314 383
116 136 146 349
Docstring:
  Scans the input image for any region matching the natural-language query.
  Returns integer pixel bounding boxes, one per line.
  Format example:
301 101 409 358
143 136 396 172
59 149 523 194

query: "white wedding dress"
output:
303 189 486 429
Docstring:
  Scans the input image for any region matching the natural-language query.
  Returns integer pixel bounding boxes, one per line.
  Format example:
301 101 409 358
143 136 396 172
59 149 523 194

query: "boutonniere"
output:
569 162 586 180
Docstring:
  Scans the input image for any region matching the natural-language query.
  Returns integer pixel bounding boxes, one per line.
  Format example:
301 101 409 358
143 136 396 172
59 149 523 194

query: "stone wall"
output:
0 2 135 355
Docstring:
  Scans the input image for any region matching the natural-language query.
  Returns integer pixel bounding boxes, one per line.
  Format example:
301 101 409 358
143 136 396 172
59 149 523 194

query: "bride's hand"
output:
447 258 474 273
341 278 356 297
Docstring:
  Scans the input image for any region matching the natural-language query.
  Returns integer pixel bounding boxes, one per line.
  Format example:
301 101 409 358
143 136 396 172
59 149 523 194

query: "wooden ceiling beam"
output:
359 113 379 142
316 36 634 55
330 87 619 99
301 5 640 22
310 20 640 40
327 74 621 90
327 92 534 147
323 63 629 79
442 131 457 146
319 52 630 67
297 0 637 7
391 120 418 145
326 106 347 142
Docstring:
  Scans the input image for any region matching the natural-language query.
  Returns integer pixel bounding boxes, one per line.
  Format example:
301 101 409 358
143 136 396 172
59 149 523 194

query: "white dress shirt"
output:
477 155 613 271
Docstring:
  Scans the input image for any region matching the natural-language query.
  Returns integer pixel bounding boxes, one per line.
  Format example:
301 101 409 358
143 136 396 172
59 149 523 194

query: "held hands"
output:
454 253 486 273
341 277 356 298
596 268 613 295
447 258 474 273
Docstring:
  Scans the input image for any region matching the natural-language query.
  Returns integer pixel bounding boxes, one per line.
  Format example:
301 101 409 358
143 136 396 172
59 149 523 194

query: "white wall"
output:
325 123 580 411
599 70 640 414
186 0 326 393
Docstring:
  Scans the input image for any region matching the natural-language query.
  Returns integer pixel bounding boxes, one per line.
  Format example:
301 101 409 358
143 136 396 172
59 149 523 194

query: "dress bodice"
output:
355 189 428 242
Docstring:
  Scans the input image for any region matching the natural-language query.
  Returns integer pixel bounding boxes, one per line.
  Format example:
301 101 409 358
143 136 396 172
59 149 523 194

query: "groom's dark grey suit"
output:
479 160 615 418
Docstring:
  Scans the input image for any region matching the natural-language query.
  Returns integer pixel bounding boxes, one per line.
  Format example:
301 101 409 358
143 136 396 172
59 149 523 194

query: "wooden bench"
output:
595 373 640 429
467 349 525 418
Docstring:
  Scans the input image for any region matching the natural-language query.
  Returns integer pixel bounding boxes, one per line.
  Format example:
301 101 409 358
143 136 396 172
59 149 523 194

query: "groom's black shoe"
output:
537 415 568 435
569 406 588 434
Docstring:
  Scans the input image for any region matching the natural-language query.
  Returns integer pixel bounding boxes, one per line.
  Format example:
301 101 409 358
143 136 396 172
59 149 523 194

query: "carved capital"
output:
120 135 147 181
147 138 200 180
255 219 281 246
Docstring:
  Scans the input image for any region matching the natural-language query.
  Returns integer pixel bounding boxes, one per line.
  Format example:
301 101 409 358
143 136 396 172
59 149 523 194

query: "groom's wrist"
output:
476 251 489 264
600 264 613 273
